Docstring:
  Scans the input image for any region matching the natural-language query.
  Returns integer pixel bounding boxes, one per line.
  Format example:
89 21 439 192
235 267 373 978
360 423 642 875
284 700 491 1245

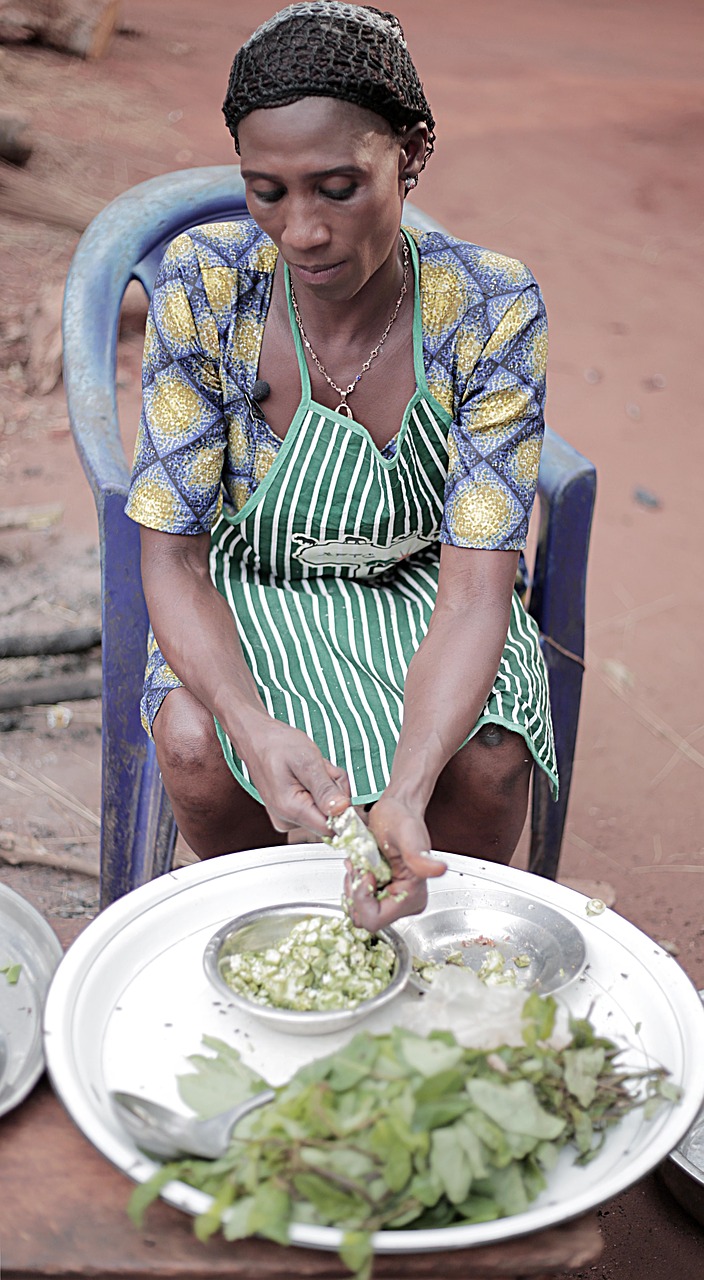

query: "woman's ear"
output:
398 122 430 188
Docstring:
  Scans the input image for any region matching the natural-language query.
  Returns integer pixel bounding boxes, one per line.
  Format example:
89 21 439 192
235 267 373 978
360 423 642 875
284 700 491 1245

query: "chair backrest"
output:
62 165 595 897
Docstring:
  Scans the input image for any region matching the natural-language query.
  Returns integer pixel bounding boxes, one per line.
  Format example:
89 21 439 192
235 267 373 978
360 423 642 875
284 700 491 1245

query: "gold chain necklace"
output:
289 237 409 418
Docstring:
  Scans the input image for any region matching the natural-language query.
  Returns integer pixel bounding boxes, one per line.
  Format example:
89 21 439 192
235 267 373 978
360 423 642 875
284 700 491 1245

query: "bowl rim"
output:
202 900 411 1023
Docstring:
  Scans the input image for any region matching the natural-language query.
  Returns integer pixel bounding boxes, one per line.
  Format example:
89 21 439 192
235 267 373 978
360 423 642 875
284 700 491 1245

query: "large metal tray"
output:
0 883 63 1116
43 847 704 1255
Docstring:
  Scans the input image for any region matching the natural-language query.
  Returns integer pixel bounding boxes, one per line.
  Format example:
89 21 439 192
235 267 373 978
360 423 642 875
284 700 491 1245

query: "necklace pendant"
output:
336 400 353 418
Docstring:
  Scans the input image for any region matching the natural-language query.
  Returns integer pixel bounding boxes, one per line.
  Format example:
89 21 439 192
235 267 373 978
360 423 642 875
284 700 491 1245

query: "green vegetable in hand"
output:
325 807 393 890
129 997 677 1280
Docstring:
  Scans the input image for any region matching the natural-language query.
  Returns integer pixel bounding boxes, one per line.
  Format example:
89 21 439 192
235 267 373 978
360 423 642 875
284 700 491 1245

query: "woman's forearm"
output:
140 529 269 752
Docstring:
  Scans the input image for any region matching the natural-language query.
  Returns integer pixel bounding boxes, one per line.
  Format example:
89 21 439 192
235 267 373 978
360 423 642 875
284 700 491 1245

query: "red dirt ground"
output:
1 1 703 1275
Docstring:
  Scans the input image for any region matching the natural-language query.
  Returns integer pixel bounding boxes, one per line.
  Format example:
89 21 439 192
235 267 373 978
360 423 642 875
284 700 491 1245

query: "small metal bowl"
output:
203 902 411 1036
394 887 587 994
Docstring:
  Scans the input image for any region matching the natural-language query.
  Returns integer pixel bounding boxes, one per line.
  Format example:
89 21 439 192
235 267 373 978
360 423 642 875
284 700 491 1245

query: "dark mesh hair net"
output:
223 2 435 164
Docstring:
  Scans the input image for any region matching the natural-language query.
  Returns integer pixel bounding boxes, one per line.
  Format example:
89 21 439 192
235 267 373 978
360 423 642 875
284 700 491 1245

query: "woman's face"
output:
237 97 426 301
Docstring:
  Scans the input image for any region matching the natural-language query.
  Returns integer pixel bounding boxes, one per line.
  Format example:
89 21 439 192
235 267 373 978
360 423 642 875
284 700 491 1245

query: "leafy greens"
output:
129 994 677 1279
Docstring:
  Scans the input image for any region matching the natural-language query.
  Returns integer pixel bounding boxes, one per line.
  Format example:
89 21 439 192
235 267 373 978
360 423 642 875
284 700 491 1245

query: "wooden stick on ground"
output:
0 626 101 659
0 503 64 531
0 0 120 59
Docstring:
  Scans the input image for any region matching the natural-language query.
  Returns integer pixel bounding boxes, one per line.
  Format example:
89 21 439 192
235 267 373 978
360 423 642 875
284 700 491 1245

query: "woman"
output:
126 2 557 929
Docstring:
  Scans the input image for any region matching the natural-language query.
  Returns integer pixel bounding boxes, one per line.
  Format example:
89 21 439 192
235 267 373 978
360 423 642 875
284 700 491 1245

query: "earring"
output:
404 175 418 191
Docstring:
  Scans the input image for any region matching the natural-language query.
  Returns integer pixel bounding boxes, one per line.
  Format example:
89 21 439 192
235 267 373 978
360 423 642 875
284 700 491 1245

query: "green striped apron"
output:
210 237 558 803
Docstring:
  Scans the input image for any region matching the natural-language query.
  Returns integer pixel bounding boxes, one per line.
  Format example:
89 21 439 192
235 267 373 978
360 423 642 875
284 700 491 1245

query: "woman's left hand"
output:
344 795 446 930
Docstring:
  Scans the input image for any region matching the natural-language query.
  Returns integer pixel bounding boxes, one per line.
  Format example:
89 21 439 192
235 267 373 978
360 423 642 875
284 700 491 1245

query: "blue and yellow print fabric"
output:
126 219 547 552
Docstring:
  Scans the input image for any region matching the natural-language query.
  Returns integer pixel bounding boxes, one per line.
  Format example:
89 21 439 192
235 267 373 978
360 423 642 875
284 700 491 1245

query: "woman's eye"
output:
322 184 356 201
252 189 284 204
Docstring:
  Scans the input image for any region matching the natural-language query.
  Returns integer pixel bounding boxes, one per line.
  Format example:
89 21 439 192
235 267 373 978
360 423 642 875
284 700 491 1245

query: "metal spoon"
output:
110 1087 275 1161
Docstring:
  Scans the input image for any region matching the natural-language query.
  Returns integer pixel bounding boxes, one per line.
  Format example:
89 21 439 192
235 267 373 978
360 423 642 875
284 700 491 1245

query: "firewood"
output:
0 111 32 165
0 668 102 710
0 625 101 659
0 0 120 59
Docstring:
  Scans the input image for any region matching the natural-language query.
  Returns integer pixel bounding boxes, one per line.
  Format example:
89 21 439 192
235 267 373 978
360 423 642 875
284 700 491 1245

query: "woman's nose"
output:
280 201 331 254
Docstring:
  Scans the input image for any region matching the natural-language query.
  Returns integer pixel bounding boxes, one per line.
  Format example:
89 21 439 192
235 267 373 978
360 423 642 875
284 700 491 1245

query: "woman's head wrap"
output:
223 2 435 165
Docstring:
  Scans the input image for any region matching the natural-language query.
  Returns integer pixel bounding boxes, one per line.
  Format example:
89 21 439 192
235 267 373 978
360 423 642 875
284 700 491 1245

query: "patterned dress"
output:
126 219 557 802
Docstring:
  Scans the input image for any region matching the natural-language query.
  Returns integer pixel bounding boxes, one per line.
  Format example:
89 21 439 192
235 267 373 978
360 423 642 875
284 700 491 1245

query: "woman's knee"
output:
441 725 532 805
152 689 222 781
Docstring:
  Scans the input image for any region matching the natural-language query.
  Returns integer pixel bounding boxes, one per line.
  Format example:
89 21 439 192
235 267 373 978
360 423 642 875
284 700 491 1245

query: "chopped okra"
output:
219 914 396 1011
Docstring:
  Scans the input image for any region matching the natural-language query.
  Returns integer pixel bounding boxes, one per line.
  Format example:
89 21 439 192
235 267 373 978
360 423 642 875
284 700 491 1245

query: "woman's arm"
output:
351 543 519 927
140 527 350 834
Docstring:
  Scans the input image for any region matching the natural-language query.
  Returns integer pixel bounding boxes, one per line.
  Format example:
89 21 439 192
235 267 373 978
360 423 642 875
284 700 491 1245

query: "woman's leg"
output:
152 687 286 857
424 724 533 862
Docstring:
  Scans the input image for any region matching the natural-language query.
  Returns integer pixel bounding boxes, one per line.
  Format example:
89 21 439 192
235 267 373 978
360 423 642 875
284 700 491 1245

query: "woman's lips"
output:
290 261 345 286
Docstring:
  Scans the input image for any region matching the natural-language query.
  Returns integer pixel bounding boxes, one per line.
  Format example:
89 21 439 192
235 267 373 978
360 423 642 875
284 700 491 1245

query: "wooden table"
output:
0 918 603 1280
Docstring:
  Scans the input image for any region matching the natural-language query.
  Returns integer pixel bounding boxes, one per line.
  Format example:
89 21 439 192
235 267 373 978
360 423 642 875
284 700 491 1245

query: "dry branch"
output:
0 749 100 827
0 0 120 59
0 669 102 710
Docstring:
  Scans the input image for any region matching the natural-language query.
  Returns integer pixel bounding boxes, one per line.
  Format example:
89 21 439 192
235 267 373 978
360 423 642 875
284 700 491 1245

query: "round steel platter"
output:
0 883 63 1116
43 847 704 1255
394 887 586 992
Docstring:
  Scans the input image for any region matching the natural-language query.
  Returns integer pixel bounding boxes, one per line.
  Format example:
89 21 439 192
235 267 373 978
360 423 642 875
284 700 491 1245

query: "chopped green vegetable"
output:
325 807 393 892
1 962 22 985
586 899 606 916
130 998 678 1280
219 914 396 1012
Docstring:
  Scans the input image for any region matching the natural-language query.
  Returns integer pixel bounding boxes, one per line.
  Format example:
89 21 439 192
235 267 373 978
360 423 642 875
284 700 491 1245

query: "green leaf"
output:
522 991 556 1046
467 1078 566 1141
398 1032 464 1077
222 1195 256 1241
430 1127 473 1204
178 1037 266 1118
340 1230 374 1280
454 1191 501 1224
455 1116 489 1179
292 1172 366 1226
194 1178 235 1242
1 962 21 985
409 1167 444 1207
247 1184 291 1245
128 1165 181 1226
415 1067 467 1101
563 1046 606 1108
413 1097 473 1130
489 1161 531 1216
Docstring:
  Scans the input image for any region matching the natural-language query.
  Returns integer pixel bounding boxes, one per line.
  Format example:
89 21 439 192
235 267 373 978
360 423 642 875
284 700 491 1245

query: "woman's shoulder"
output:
160 218 278 282
405 224 538 307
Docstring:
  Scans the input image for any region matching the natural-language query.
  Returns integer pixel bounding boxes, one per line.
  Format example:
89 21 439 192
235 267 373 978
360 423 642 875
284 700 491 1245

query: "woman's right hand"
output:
240 719 351 836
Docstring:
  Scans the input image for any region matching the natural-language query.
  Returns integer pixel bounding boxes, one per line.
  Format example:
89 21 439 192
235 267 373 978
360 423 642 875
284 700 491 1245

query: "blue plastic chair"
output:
62 167 596 908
